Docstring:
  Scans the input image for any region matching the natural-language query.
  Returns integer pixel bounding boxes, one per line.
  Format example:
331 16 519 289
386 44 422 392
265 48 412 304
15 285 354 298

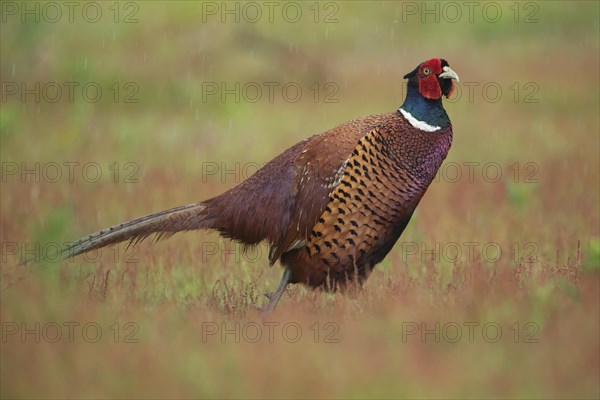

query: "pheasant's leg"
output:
263 268 292 312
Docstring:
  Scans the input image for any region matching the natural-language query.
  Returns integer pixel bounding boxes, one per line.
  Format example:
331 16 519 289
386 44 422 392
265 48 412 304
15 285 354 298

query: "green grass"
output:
1 1 599 399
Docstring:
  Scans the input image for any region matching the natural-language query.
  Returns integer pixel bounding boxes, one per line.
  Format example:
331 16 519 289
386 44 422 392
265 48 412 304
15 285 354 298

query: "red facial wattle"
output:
419 74 442 99
416 58 457 100
418 58 443 99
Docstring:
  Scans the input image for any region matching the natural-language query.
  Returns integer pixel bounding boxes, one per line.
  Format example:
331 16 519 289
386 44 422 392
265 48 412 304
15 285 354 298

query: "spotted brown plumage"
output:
50 58 459 310
286 118 452 289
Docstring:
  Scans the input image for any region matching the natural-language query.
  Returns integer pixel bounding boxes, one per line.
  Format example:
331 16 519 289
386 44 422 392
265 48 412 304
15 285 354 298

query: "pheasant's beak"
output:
439 66 459 82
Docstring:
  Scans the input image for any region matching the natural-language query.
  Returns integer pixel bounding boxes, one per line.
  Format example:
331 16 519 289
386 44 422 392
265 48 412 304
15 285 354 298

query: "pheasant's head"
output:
399 58 459 130
404 58 459 100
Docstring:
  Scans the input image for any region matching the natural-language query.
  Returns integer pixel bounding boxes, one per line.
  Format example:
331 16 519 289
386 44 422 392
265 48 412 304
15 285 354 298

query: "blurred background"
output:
1 1 599 399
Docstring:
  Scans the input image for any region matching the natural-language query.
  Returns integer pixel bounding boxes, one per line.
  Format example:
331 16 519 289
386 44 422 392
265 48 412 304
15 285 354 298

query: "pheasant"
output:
57 58 459 310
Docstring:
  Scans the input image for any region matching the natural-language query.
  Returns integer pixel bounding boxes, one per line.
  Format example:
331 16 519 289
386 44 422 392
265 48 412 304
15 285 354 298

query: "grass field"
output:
1 1 599 399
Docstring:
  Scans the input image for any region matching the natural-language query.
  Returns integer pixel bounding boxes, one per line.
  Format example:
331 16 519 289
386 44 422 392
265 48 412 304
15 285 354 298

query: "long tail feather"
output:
61 202 207 259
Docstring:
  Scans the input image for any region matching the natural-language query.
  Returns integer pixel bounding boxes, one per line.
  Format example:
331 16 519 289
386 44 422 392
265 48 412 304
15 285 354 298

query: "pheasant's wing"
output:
201 113 394 263
268 116 386 263
199 138 306 247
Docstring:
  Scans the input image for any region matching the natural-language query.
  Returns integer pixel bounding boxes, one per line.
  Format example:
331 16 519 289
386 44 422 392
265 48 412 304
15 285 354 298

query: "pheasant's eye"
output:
423 68 431 75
